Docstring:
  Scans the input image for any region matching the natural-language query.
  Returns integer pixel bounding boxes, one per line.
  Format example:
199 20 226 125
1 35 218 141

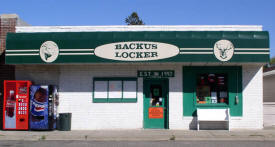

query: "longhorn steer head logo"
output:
213 40 234 61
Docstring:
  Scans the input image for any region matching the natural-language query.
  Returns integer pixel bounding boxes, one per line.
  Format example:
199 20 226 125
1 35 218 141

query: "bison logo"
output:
40 41 59 63
214 40 234 61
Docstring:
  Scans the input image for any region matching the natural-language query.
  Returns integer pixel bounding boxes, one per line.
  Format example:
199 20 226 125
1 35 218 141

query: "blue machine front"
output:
30 85 49 130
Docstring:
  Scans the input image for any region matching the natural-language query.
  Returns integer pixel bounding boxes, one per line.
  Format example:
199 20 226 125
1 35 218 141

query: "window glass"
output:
94 81 108 98
196 74 228 104
150 85 163 106
109 81 122 98
123 81 136 98
93 78 137 103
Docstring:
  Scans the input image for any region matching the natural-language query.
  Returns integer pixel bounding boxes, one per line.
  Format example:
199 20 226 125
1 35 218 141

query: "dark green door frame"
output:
143 78 169 129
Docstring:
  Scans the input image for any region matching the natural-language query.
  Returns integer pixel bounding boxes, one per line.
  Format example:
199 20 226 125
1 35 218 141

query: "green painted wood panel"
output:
143 78 169 129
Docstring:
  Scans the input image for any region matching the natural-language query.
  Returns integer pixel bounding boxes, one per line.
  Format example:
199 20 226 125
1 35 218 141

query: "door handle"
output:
235 96 239 104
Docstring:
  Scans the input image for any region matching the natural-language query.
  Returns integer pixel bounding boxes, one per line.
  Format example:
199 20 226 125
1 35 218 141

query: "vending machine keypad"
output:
17 98 28 115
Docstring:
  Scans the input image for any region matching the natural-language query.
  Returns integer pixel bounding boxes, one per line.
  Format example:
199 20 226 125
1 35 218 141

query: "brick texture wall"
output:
0 14 18 130
0 15 17 56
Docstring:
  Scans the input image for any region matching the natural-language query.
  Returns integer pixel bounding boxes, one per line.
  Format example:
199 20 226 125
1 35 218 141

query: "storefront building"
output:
5 26 269 130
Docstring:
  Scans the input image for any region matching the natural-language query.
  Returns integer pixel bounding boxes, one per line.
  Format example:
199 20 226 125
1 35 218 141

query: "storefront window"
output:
93 77 137 103
196 73 228 104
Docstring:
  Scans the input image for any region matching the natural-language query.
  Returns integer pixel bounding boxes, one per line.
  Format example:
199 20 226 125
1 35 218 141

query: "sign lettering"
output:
138 70 174 78
149 107 164 119
94 42 179 61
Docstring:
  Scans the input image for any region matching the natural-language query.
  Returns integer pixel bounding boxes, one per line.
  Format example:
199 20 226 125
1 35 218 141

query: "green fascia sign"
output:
5 31 269 64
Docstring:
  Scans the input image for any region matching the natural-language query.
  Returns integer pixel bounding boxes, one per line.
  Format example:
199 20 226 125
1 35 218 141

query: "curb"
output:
1 130 275 141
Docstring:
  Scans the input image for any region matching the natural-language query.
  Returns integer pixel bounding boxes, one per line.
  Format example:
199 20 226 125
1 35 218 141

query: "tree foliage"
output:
270 56 275 65
125 12 144 25
264 56 275 70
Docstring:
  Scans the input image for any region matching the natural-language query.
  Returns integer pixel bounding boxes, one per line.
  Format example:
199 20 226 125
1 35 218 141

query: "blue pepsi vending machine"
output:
29 85 59 130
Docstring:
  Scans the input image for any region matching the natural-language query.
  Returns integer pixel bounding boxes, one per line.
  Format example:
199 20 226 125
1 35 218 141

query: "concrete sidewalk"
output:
1 128 275 141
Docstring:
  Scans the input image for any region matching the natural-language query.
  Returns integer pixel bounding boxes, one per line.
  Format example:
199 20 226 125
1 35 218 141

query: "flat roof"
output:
16 25 263 33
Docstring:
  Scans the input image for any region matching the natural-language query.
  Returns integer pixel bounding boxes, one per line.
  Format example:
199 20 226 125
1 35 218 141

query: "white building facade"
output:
6 26 269 130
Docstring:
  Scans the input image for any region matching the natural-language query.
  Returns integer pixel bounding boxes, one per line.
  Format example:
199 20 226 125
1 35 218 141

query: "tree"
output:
270 56 275 65
125 12 144 25
263 56 275 71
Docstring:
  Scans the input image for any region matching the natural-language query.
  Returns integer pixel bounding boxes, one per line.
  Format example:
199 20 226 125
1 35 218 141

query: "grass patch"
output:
39 135 46 140
249 134 264 137
169 135 176 141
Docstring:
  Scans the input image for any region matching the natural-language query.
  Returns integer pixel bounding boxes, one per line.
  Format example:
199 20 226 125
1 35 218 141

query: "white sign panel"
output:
94 41 179 61
94 81 108 98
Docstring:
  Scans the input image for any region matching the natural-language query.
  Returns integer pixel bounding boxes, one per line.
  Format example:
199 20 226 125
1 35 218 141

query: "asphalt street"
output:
0 140 275 147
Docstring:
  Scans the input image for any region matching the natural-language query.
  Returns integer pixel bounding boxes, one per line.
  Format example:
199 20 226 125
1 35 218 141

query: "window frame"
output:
182 66 243 117
93 77 137 103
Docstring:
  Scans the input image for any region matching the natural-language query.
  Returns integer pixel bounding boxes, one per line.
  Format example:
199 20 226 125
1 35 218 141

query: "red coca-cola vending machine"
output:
3 80 31 130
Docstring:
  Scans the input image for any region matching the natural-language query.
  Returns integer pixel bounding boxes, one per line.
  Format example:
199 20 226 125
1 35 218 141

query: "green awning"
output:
5 31 269 64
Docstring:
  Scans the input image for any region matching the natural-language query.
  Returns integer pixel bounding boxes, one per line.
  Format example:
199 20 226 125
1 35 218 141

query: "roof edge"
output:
16 25 263 33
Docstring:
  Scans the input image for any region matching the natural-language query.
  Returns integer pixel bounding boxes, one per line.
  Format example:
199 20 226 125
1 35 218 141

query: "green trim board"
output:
182 66 242 116
93 77 137 103
5 31 269 64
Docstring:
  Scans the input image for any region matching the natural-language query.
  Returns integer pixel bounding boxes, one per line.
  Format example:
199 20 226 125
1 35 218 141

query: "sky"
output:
1 0 274 57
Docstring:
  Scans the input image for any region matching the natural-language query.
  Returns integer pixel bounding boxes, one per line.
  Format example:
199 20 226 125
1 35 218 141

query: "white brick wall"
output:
230 65 263 129
15 64 264 130
58 64 184 130
169 65 264 130
58 65 142 130
15 65 60 85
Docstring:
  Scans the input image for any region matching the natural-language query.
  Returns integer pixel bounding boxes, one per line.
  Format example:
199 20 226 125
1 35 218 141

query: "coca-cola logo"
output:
6 100 15 107
19 87 27 94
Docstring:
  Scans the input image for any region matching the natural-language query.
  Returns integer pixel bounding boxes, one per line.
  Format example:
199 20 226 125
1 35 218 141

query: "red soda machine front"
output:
3 80 31 130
